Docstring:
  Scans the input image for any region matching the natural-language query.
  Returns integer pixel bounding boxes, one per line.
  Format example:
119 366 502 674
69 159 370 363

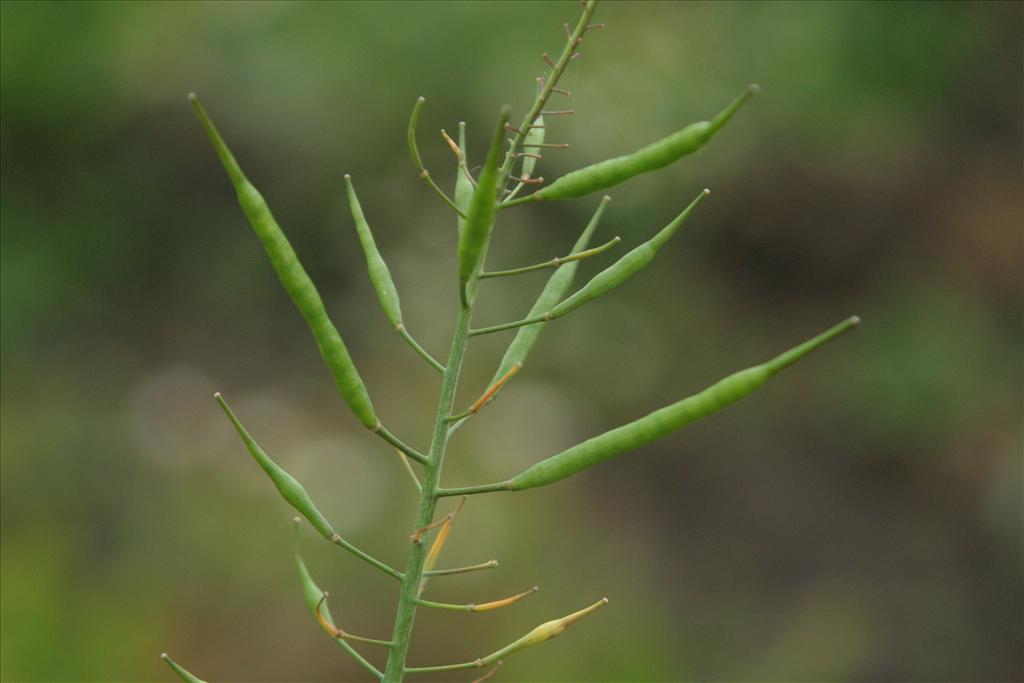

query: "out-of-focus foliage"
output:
1 1 1020 681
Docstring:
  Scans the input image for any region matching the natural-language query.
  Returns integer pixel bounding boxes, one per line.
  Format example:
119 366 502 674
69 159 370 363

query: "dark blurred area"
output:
2 1 1021 681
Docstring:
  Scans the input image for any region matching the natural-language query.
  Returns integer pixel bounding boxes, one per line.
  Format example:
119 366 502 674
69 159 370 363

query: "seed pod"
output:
547 189 708 320
520 115 545 179
457 106 511 287
480 598 608 665
455 122 472 235
189 95 377 429
216 392 336 539
534 85 757 201
344 175 403 328
160 654 206 683
292 518 334 620
491 195 610 383
508 316 860 490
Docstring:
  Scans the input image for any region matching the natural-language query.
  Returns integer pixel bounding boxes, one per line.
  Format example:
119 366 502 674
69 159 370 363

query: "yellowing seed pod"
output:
189 95 377 428
509 317 860 490
534 85 757 201
480 598 608 665
216 393 336 539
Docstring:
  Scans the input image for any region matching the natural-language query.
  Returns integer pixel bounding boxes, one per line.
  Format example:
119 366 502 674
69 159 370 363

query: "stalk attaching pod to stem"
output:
160 654 206 683
458 106 511 300
522 84 758 203
216 392 336 540
189 94 378 429
507 316 860 490
407 96 466 217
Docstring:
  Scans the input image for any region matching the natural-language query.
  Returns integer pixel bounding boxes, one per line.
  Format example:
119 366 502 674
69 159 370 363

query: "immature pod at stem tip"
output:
508 316 860 490
293 518 333 620
215 392 336 539
458 106 511 292
532 84 757 202
454 122 472 234
345 175 403 328
548 188 709 319
161 654 206 683
188 94 377 428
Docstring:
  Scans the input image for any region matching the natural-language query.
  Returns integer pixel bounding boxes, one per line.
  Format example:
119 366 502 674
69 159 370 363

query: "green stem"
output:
479 236 620 278
382 304 475 682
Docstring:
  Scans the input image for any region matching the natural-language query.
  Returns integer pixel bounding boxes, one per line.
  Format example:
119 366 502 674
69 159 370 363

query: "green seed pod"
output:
161 653 206 683
492 195 610 382
457 106 511 286
480 597 608 665
534 85 757 201
344 175 403 328
454 122 472 235
547 189 708 320
508 316 860 490
189 94 377 429
520 115 545 180
216 392 337 539
293 518 334 621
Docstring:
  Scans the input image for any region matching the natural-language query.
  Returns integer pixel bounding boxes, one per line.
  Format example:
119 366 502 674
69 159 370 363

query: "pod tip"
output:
293 516 302 523
343 173 351 180
602 195 612 202
702 188 711 196
601 597 609 604
161 653 169 660
532 585 540 592
749 83 760 95
417 96 426 103
489 559 499 567
849 315 861 326
213 391 222 399
187 92 198 103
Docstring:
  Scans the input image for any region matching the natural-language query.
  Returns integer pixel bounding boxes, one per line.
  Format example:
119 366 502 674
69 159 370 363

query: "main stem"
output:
382 301 474 682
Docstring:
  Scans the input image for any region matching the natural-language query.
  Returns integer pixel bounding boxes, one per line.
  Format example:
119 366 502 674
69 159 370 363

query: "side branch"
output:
407 96 467 218
373 423 428 464
479 236 621 278
424 559 499 577
332 533 405 581
396 324 446 373
436 481 513 497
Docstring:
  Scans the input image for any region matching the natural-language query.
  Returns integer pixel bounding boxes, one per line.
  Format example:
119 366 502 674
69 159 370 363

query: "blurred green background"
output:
2 1 1021 681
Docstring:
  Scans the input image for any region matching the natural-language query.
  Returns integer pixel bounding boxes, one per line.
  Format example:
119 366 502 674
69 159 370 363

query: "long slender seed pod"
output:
455 122 473 235
532 85 757 201
189 95 377 428
458 106 511 290
494 196 609 379
161 654 206 683
345 175 402 328
508 316 860 490
520 115 545 179
215 393 336 539
547 189 708 319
